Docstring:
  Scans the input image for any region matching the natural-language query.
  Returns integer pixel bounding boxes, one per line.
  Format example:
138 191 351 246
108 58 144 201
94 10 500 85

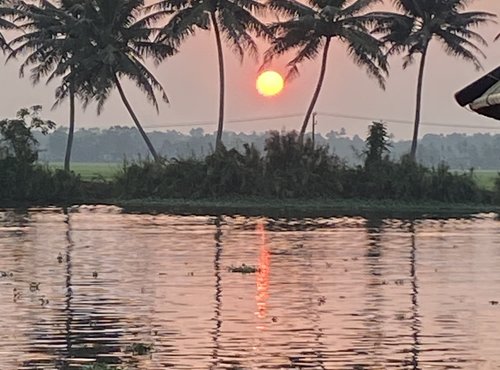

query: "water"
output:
0 206 500 370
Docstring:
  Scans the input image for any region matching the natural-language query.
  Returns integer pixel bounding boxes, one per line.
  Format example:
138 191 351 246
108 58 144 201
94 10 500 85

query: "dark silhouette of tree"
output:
0 106 55 164
151 0 270 149
373 0 495 159
9 0 92 172
263 0 388 144
0 0 16 52
364 121 391 168
76 0 175 162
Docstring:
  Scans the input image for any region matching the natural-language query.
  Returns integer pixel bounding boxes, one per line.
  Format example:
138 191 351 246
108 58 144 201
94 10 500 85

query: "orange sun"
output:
256 70 284 97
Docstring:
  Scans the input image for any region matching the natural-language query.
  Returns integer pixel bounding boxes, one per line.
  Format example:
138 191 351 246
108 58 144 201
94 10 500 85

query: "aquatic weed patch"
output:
228 264 259 274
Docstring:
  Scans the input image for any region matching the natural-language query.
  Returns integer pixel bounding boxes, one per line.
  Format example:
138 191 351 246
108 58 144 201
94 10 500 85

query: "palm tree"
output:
9 0 90 172
75 0 175 162
264 0 388 145
1 1 16 52
151 0 270 150
373 0 495 159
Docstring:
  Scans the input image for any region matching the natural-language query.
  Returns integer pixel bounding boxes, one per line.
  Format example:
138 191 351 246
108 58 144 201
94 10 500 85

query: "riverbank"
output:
7 197 488 218
113 198 500 218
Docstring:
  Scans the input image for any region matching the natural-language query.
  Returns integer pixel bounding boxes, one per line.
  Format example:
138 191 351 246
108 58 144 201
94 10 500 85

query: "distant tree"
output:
151 0 270 149
263 0 388 145
373 0 495 159
364 121 391 169
77 0 175 162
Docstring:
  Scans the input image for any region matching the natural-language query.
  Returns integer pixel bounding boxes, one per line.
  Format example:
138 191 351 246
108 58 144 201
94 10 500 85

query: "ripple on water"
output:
0 207 499 369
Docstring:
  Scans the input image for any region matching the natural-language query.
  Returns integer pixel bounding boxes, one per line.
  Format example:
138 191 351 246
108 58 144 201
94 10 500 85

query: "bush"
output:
0 107 87 203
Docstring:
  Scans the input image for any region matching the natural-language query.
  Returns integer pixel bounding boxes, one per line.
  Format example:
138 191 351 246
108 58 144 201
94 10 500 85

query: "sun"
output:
256 71 284 97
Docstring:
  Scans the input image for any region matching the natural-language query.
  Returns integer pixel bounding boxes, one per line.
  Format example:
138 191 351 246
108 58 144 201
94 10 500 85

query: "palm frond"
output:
265 0 386 83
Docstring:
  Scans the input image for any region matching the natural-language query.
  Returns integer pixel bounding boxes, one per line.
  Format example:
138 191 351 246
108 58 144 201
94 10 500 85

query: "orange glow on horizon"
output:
256 71 284 97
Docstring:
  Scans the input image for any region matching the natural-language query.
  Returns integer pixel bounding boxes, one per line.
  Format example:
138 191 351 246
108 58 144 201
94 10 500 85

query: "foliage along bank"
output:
1 114 499 207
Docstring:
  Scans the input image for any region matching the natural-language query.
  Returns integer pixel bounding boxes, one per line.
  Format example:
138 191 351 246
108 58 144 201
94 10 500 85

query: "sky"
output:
0 0 499 140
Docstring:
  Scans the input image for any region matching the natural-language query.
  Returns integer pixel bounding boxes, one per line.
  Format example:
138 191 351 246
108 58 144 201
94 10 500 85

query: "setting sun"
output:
256 71 284 97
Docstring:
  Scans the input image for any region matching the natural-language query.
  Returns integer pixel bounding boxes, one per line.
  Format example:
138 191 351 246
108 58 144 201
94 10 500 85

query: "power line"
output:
317 112 500 131
143 113 303 129
142 111 500 131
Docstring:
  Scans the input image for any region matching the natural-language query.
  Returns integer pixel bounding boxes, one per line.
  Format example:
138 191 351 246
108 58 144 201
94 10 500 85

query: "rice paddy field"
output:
48 162 122 181
46 163 499 190
471 170 499 190
453 169 499 190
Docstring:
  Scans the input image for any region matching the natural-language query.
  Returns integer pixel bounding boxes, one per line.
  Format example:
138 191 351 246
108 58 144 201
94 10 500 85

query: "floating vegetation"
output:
81 363 125 370
228 264 259 274
13 288 21 302
317 296 327 306
125 342 154 355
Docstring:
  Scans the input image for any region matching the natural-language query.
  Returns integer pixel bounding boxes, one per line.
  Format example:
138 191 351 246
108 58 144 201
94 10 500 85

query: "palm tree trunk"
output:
211 11 225 150
64 85 75 172
410 48 428 160
299 37 331 145
115 76 160 162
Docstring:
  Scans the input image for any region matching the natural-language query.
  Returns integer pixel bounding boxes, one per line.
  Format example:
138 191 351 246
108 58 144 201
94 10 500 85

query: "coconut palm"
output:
151 0 270 149
264 0 388 145
1 1 16 52
9 0 91 172
373 0 495 159
75 0 175 162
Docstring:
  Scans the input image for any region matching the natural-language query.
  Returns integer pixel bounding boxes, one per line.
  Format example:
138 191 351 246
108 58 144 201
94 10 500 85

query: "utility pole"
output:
312 112 317 149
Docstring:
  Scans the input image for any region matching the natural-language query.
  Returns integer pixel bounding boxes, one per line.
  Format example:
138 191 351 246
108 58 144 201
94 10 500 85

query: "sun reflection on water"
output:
256 221 270 321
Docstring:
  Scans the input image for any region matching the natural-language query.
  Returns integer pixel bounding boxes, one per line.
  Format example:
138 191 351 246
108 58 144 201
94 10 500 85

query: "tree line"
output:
0 0 498 172
3 109 498 204
35 125 500 170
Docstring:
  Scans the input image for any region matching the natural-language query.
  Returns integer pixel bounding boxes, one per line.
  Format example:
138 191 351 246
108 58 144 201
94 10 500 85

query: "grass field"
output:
45 163 499 190
47 162 122 181
454 170 499 190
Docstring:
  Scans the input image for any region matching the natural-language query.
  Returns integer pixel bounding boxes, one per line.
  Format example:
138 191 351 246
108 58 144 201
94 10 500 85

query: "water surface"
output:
0 206 499 369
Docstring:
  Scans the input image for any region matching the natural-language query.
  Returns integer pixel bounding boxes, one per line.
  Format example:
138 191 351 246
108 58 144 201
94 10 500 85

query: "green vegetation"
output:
9 0 174 168
81 364 125 370
264 0 388 144
454 170 498 191
373 1 494 159
1 0 499 215
113 127 489 203
116 198 500 218
1 0 496 174
152 0 270 149
228 264 259 274
0 108 83 203
34 127 500 171
48 162 121 181
3 119 500 217
125 342 154 356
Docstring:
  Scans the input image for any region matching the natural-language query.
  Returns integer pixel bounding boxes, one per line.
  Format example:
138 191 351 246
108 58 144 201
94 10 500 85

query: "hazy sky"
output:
0 0 499 139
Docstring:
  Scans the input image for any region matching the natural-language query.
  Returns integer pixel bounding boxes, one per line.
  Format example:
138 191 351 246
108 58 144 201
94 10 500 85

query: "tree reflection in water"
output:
210 215 223 370
20 209 130 370
409 222 421 370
